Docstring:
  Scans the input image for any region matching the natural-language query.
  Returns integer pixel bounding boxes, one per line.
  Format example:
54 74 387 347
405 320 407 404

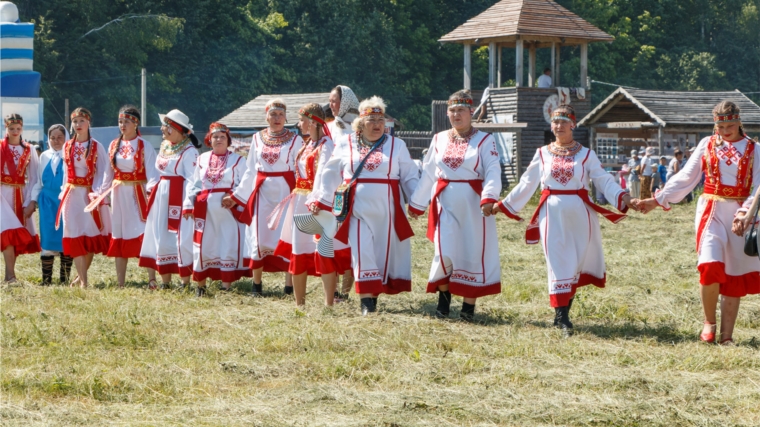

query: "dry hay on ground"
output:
2 202 760 426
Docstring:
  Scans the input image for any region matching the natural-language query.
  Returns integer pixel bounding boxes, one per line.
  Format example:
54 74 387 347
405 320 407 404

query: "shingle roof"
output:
439 0 613 45
218 93 331 129
579 88 760 127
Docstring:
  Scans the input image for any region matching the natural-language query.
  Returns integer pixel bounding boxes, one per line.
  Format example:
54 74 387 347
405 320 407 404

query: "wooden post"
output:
515 37 524 87
497 44 502 88
550 42 556 87
580 42 588 89
555 43 561 87
64 99 70 129
488 42 497 88
141 68 147 125
658 125 664 155
464 44 472 90
528 43 536 87
516 129 523 179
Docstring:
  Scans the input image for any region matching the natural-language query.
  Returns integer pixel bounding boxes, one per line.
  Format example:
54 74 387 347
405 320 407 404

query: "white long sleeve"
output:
479 134 502 203
501 148 542 214
22 145 39 207
396 138 420 200
409 136 438 212
654 140 707 209
586 150 626 211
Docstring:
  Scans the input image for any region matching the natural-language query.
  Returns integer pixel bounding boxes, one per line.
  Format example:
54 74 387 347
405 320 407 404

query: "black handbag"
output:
333 134 386 222
743 201 760 257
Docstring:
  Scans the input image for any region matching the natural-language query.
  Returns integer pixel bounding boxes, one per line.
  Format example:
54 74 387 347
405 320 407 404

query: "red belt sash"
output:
427 178 483 242
114 171 148 222
55 181 103 232
295 177 313 191
525 188 627 244
240 170 296 225
702 183 751 199
147 175 186 232
334 178 414 245
192 188 234 244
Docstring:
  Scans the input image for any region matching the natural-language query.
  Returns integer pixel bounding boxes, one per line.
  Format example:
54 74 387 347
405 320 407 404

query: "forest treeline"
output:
16 0 760 131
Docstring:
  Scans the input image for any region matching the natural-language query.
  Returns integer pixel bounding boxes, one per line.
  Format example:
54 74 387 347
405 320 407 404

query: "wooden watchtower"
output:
439 0 613 181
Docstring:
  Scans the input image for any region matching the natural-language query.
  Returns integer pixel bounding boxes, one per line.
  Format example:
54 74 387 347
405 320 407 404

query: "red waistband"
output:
259 171 293 177
426 178 483 242
1 174 24 185
703 183 750 199
352 178 399 184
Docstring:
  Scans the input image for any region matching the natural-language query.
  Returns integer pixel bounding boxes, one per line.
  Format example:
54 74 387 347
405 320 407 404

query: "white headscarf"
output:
337 85 359 119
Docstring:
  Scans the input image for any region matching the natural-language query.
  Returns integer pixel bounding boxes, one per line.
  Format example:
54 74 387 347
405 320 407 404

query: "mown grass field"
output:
3 201 760 426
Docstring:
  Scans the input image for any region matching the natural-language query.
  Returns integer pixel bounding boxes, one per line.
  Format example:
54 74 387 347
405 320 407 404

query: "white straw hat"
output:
158 109 193 132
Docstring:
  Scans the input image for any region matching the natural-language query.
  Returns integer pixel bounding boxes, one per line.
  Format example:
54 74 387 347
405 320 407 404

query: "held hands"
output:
633 198 659 214
733 212 754 237
182 211 193 220
221 196 236 209
621 195 640 212
23 201 36 219
481 202 495 217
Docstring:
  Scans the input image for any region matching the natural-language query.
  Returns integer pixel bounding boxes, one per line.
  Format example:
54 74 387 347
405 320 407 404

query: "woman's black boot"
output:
41 255 54 285
360 297 376 316
436 290 451 318
59 254 73 283
554 306 573 337
554 297 574 326
251 282 263 297
195 286 206 297
460 302 476 322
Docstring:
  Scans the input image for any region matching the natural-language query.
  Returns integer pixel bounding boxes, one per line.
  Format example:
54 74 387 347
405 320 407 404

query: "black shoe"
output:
554 306 574 337
553 298 574 327
159 282 171 290
460 302 476 323
360 297 376 316
435 290 451 319
195 286 206 297
251 282 263 297
283 285 293 295
176 283 187 292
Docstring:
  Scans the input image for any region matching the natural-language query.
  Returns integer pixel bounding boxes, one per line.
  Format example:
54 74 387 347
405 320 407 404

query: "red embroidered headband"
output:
209 124 229 133
4 118 22 126
447 98 473 108
298 108 326 126
551 110 576 123
266 102 287 113
119 113 140 125
163 117 185 133
360 107 384 117
71 110 91 122
714 114 740 123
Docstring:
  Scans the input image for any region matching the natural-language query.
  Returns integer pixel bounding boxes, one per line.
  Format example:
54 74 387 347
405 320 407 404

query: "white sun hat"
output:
158 109 193 132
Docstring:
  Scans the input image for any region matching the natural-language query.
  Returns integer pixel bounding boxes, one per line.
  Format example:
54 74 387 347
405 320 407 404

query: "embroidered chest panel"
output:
358 145 384 172
442 141 468 171
550 154 575 186
118 144 135 159
157 155 170 171
261 142 283 165
72 143 87 162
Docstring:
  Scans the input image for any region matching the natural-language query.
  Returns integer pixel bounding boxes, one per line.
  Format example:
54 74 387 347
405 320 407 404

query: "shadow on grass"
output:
575 321 694 343
378 300 517 326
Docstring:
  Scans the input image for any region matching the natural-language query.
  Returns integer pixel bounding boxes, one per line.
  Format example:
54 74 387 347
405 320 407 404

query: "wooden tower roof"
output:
439 0 613 46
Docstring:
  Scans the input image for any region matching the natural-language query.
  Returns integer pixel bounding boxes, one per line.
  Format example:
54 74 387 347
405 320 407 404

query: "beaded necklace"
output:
448 126 478 144
160 137 191 157
357 131 385 148
548 140 582 157
204 150 229 187
261 128 293 146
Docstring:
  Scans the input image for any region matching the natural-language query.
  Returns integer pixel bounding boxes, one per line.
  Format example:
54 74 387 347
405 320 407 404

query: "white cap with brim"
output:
630 149 637 155
158 109 193 133
293 210 339 258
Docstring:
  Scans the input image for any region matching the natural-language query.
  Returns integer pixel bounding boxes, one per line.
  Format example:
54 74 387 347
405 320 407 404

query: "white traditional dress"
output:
184 150 250 282
57 138 111 257
231 129 302 272
31 147 64 254
409 129 502 298
103 137 159 258
0 138 41 255
655 135 760 297
498 143 628 307
139 140 198 277
272 135 352 275
313 133 419 295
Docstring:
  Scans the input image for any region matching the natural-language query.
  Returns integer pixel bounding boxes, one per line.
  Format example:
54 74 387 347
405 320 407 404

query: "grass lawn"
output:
2 201 760 426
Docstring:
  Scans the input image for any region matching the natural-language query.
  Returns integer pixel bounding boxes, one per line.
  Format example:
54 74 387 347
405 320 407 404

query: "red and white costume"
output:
313 134 419 295
0 138 41 254
273 136 352 275
655 135 760 296
103 137 158 258
184 150 250 282
139 141 198 276
408 129 502 298
231 129 302 272
57 138 111 257
498 143 628 307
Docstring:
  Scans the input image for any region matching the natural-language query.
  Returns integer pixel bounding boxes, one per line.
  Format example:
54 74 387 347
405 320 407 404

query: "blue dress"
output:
39 154 64 252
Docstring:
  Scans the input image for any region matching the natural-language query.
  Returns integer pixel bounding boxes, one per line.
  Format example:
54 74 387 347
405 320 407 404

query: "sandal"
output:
69 275 80 288
719 337 736 346
700 322 717 344
148 279 158 290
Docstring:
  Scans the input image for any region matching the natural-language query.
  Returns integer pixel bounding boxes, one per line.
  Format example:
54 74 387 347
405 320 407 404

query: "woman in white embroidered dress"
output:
408 90 502 321
139 109 200 290
1 114 41 282
184 123 249 296
638 101 760 345
57 107 111 288
223 98 302 296
311 96 420 315
327 85 360 299
496 105 636 336
102 106 159 288
31 124 73 285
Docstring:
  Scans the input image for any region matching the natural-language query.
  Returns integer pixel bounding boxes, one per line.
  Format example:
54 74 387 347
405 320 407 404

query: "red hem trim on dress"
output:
408 205 426 216
698 261 760 297
193 268 250 283
425 277 501 298
316 247 352 275
138 256 192 277
62 235 110 257
106 235 143 258
0 228 40 255
249 255 289 272
549 273 606 308
355 278 411 295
